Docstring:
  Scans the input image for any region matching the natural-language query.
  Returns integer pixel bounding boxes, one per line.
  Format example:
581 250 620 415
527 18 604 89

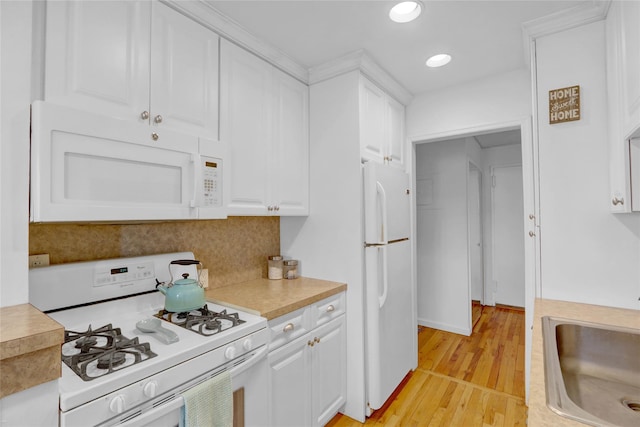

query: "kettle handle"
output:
168 260 203 287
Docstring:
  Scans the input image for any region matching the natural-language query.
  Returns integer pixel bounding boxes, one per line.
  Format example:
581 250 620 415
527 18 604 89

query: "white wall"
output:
280 71 367 422
407 68 531 139
415 139 470 334
0 0 32 307
535 20 640 309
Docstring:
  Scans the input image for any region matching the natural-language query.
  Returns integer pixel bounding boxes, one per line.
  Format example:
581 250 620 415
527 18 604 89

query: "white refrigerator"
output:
363 161 415 412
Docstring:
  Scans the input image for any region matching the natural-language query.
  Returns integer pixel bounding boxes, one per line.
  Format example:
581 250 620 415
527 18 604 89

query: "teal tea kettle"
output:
157 259 206 312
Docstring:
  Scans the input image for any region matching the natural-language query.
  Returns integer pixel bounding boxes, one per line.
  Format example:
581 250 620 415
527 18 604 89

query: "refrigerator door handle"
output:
379 246 388 308
376 181 388 244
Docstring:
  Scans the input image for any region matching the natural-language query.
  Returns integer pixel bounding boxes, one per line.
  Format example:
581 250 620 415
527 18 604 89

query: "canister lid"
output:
283 259 298 266
268 255 283 261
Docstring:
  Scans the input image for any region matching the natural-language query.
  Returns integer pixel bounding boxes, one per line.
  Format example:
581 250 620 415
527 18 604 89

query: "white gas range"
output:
29 252 268 427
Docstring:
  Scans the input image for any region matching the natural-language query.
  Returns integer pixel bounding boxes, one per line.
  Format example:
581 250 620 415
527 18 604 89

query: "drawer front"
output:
314 293 346 327
268 307 309 350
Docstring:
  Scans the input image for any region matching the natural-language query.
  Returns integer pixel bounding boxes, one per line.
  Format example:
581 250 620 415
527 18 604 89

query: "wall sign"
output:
549 85 580 124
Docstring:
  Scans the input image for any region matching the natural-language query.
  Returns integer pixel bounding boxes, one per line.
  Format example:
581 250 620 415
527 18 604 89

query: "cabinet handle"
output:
529 214 535 220
314 337 320 344
151 132 159 141
275 206 280 211
612 197 624 206
529 231 535 237
307 340 314 347
326 305 335 313
140 111 149 120
154 114 163 124
283 323 294 333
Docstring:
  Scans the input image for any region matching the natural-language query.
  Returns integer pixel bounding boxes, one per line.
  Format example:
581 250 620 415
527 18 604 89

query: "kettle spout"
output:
156 280 168 295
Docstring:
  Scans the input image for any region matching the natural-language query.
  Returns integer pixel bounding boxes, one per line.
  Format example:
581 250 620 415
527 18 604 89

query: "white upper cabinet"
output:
359 76 406 169
220 39 309 216
43 1 219 142
606 0 640 212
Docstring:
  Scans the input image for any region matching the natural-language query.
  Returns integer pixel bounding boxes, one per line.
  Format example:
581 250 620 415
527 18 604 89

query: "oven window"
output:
233 388 244 427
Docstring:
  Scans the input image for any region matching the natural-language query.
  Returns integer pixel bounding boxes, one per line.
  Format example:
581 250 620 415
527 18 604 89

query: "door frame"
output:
467 160 485 306
409 116 539 401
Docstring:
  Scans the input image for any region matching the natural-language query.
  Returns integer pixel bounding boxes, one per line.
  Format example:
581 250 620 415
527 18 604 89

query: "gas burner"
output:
155 305 245 336
62 324 156 381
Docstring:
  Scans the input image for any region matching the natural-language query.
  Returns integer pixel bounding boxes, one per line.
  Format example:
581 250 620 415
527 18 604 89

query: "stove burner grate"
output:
62 324 156 381
155 305 245 336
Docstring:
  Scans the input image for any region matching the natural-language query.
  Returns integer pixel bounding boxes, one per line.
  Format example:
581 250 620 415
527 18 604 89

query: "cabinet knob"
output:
308 340 314 347
140 111 149 120
275 205 280 212
267 206 273 212
529 214 535 220
529 231 536 237
314 337 320 344
326 304 335 313
612 197 624 206
154 114 163 124
151 132 159 141
283 323 294 333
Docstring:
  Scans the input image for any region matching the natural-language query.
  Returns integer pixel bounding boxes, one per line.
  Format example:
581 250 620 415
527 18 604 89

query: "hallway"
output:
327 306 527 426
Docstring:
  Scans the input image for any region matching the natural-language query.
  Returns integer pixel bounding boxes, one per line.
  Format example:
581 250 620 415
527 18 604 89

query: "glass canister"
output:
268 256 283 280
283 259 299 279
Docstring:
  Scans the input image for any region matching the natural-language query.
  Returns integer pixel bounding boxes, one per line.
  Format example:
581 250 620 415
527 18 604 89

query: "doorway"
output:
414 125 528 336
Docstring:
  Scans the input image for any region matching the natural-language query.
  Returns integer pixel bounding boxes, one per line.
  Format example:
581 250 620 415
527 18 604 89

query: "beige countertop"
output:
529 298 640 426
0 303 65 398
205 277 347 320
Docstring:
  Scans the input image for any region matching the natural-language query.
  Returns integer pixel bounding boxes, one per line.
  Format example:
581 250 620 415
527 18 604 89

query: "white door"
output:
492 165 525 307
150 2 219 141
44 0 150 122
365 239 413 410
220 39 271 214
468 164 484 302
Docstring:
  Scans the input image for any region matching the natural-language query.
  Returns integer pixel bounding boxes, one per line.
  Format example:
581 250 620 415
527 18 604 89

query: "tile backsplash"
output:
29 217 280 288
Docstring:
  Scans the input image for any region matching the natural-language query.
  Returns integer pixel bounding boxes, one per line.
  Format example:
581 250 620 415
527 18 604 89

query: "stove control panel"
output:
93 261 154 287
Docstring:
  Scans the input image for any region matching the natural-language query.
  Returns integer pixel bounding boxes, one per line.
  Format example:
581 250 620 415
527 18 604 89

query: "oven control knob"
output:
109 395 126 414
243 339 253 351
224 346 237 360
143 381 158 398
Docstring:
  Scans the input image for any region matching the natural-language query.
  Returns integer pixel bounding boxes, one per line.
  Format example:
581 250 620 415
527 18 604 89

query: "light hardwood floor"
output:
326 306 527 426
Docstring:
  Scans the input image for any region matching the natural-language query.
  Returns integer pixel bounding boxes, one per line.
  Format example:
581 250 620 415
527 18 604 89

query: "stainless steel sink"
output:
542 316 640 427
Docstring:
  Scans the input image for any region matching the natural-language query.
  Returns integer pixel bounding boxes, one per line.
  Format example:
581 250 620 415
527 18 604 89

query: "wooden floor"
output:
326 306 526 427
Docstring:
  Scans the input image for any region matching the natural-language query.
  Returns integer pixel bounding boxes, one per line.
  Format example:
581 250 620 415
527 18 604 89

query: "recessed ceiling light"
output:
389 1 423 23
426 54 452 68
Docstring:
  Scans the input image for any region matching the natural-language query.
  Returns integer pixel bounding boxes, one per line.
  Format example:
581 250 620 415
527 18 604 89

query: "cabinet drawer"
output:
268 307 309 350
313 293 346 327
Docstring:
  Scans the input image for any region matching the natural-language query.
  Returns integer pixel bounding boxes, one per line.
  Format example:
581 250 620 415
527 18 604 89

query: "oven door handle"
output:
230 345 268 377
117 395 185 427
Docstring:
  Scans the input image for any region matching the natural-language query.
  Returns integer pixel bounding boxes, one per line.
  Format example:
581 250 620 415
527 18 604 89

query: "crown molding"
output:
163 0 309 83
308 50 414 106
522 0 611 66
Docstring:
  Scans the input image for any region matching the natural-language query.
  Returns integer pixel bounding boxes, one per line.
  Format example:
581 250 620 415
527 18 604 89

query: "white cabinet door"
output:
44 1 219 142
386 95 406 168
360 78 386 163
220 39 271 214
619 0 640 138
273 71 310 215
360 76 406 169
44 0 150 123
311 316 346 427
267 337 311 427
221 40 309 216
150 2 219 141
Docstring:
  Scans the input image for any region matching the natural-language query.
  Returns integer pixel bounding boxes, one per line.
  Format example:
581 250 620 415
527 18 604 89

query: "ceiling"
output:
205 0 593 95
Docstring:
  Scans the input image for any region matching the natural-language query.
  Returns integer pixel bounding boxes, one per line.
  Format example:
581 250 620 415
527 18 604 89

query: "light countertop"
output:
529 298 640 426
205 277 347 320
0 303 64 398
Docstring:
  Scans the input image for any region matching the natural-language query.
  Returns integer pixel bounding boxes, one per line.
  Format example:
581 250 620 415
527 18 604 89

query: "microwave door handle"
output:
190 154 201 208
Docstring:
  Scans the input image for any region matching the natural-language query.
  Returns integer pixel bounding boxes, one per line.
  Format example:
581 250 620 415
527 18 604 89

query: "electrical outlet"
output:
29 254 50 268
199 268 209 288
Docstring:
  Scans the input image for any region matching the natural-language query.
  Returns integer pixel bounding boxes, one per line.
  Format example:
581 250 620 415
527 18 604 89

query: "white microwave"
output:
30 101 228 222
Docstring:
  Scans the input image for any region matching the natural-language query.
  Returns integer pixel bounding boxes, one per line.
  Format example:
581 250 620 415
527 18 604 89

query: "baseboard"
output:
417 318 471 336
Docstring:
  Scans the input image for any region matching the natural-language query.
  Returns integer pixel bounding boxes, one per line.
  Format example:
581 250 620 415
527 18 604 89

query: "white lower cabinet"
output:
267 294 346 426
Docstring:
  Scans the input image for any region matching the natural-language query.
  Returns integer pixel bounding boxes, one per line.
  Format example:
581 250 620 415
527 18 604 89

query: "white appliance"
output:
29 252 268 427
30 101 228 222
363 161 414 412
